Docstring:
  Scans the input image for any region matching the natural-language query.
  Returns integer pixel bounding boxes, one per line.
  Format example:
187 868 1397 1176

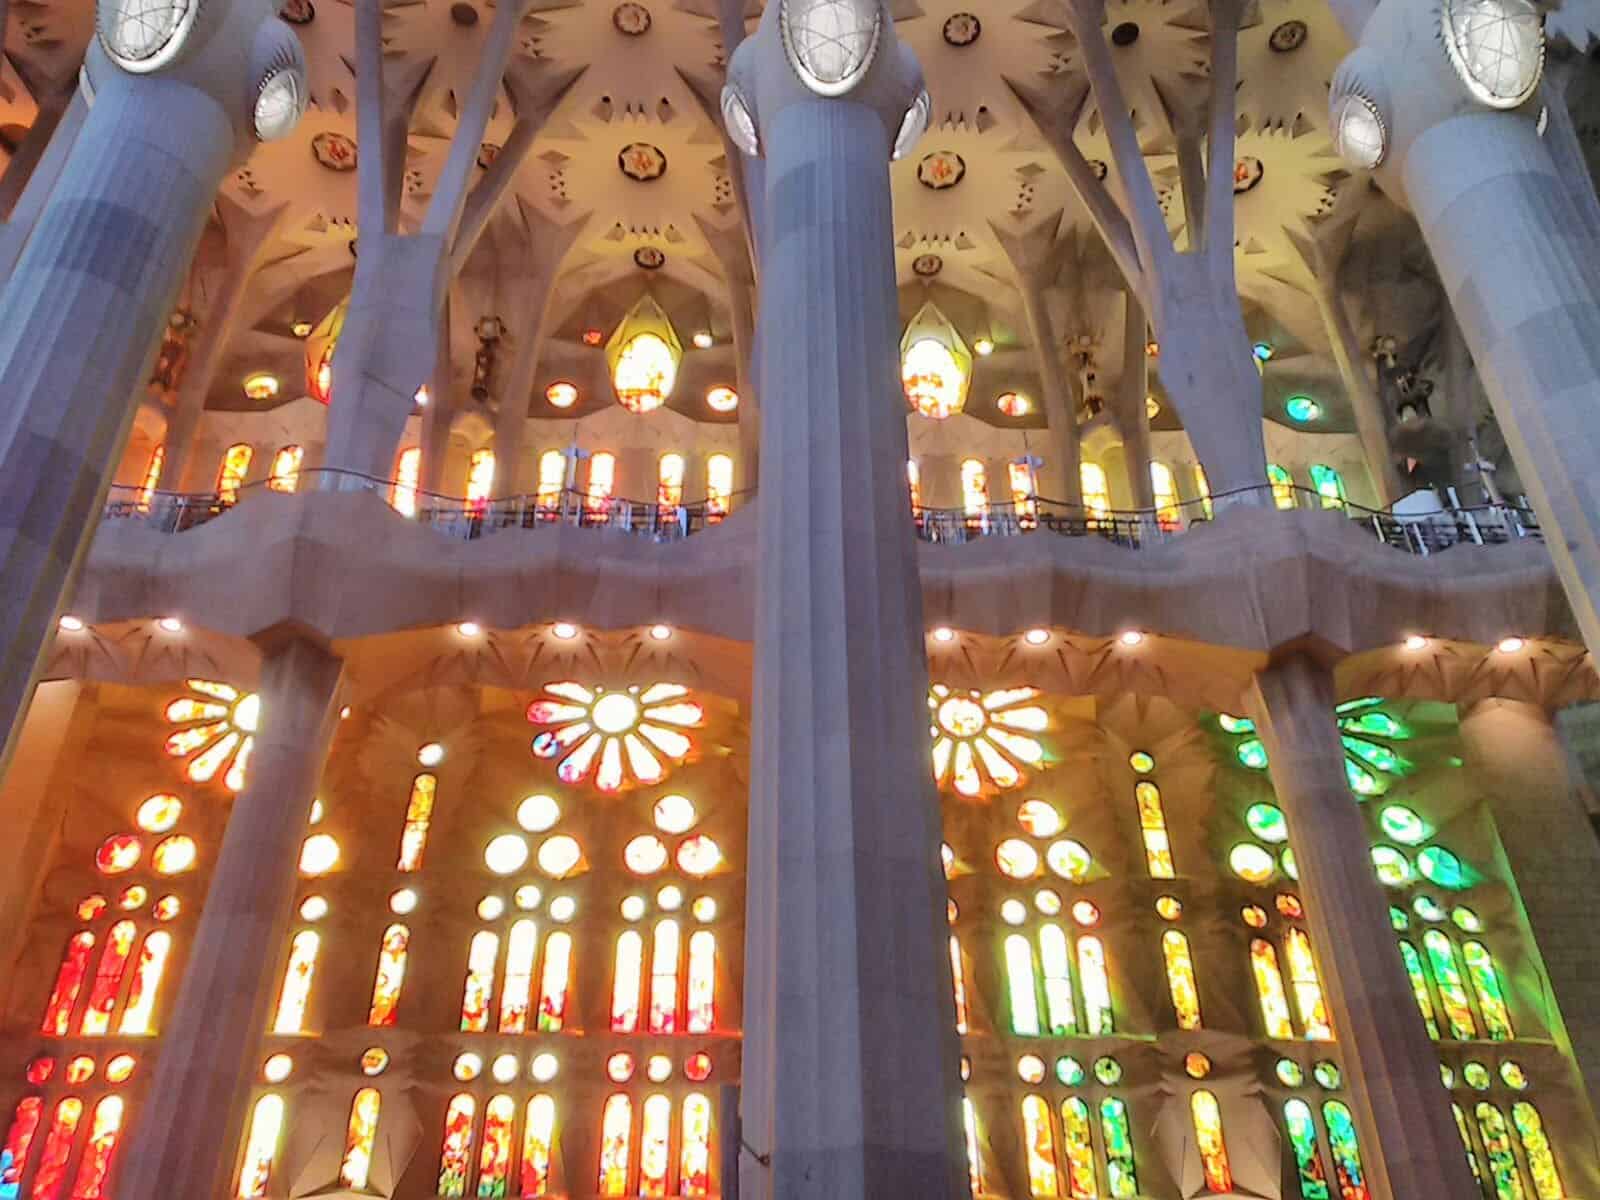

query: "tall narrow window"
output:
367 924 410 1026
640 1094 672 1197
1149 462 1180 528
1462 941 1514 1040
1423 930 1478 1039
237 1096 284 1199
536 931 572 1032
391 447 421 517
1059 1098 1097 1200
1162 930 1202 1030
1283 1099 1330 1200
521 1095 556 1197
500 920 540 1034
1473 1104 1523 1200
397 773 436 871
1321 1101 1368 1200
1453 1102 1485 1189
460 930 501 1033
907 459 923 514
1249 938 1295 1038
0 1098 43 1197
41 932 95 1035
1080 463 1112 520
1039 925 1077 1035
950 936 970 1035
1004 934 1040 1036
1078 936 1114 1035
217 444 254 503
273 930 320 1034
1099 1098 1138 1198
1283 928 1333 1040
1190 1091 1232 1193
1308 464 1346 509
136 445 164 512
118 931 171 1035
437 1094 476 1199
680 1093 711 1198
1009 460 1039 528
1267 463 1296 509
1193 465 1213 519
686 930 715 1033
598 1095 633 1197
961 459 989 517
1020 1095 1059 1197
706 453 734 521
466 449 496 508
658 453 685 507
80 921 136 1037
1135 782 1175 878
586 452 616 517
536 450 565 508
962 1099 983 1199
649 920 680 1034
339 1089 381 1190
1398 940 1441 1039
612 931 644 1033
1510 1102 1562 1200
478 1095 515 1196
267 446 303 493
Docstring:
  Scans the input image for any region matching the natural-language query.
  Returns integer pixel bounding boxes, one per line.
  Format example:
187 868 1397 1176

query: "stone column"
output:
724 11 968 1198
114 632 344 1200
1459 698 1600 1118
1247 654 1479 1200
0 8 305 775
1113 289 1154 510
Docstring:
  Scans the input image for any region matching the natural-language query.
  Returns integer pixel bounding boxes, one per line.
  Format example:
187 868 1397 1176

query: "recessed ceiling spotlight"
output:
413 386 429 407
58 615 85 632
456 621 482 638
973 336 995 356
1119 629 1145 646
1496 636 1525 654
1403 634 1428 651
932 627 956 643
692 331 714 349
552 622 580 640
157 617 183 633
649 624 672 641
1024 628 1050 645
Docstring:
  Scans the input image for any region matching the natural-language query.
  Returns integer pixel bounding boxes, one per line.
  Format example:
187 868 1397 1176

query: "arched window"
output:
658 453 685 508
1423 930 1478 1039
118 931 171 1035
536 449 566 508
1162 930 1202 1030
1190 1091 1232 1193
1135 781 1175 878
1511 1102 1563 1199
1283 1099 1330 1198
1309 463 1347 509
962 1099 984 1198
499 920 539 1034
216 443 253 503
1038 925 1076 1035
460 930 500 1033
477 1095 515 1195
1150 461 1180 529
1008 460 1039 528
267 446 303 494
536 931 572 1032
1475 1104 1521 1197
1080 463 1111 520
237 1095 284 1198
1462 941 1514 1039
1249 938 1294 1038
612 930 644 1033
1020 1095 1059 1196
367 924 409 1027
137 445 164 512
31 1098 82 1199
397 774 436 872
390 447 421 517
273 930 320 1034
649 920 681 1035
960 459 989 517
339 1089 381 1189
1193 464 1213 519
0 1097 43 1195
1059 1098 1095 1200
80 920 137 1036
681 1093 712 1197
1283 928 1332 1040
41 931 95 1035
1453 1102 1485 1188
522 1096 556 1196
1267 463 1296 509
1004 933 1040 1036
70 1094 124 1199
1322 1100 1369 1199
586 452 616 517
466 449 495 508
1077 936 1113 1035
639 1094 672 1194
1398 940 1441 1039
1100 1098 1138 1195
686 930 716 1033
598 1095 633 1196
907 459 922 514
706 453 734 521
437 1094 476 1198
949 935 969 1035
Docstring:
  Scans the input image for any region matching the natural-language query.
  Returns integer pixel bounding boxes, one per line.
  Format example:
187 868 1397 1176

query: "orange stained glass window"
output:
649 920 680 1035
586 452 616 516
907 459 923 513
681 1092 711 1197
706 453 733 521
466 449 496 509
267 445 303 494
216 443 253 503
1284 928 1333 1040
118 931 171 1036
1249 938 1295 1039
1039 924 1077 1036
478 1094 515 1194
69 1096 123 1200
598 1094 633 1196
1150 461 1181 528
79 921 137 1036
499 920 539 1034
339 1089 381 1189
658 453 685 507
950 935 970 1035
1021 1094 1059 1197
460 930 500 1033
1190 1091 1233 1194
686 930 715 1034
612 930 644 1033
521 1095 556 1197
41 933 95 1036
536 931 572 1033
30 1098 82 1200
640 1094 672 1197
1059 1097 1096 1200
390 447 421 517
438 1094 475 1198
1078 935 1114 1035
273 930 320 1034
237 1095 284 1198
1080 463 1111 519
368 924 410 1027
1162 929 1202 1031
1 1098 44 1196
1135 781 1175 879
963 1098 983 1198
536 450 565 507
1009 460 1039 528
136 445 164 512
960 458 989 516
397 773 436 871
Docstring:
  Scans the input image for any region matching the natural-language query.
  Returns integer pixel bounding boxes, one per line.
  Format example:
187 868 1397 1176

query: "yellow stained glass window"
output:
137 444 164 512
466 448 495 507
707 453 733 521
397 774 435 872
1135 781 1175 879
460 930 500 1033
237 1095 284 1198
537 449 565 507
1284 928 1333 1040
1249 938 1295 1039
1162 930 1202 1030
680 1093 711 1197
367 924 409 1027
437 1093 475 1198
521 1095 556 1196
1080 463 1111 520
390 447 420 517
658 453 685 507
267 445 302 494
216 443 253 503
1190 1090 1233 1194
338 1089 381 1189
1150 461 1180 529
1009 460 1039 528
1268 463 1296 509
273 930 319 1034
1021 1094 1060 1196
118 931 171 1035
586 452 616 517
961 459 989 517
598 1094 633 1196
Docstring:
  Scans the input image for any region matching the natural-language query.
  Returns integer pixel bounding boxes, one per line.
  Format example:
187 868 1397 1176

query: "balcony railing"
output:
102 470 1543 558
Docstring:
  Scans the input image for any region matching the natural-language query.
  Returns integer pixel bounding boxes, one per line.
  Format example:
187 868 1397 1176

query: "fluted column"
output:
725 12 967 1198
1247 654 1478 1200
114 633 344 1200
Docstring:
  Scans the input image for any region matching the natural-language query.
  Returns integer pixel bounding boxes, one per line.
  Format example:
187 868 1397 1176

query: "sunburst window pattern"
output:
928 685 1048 798
527 683 703 793
163 679 260 792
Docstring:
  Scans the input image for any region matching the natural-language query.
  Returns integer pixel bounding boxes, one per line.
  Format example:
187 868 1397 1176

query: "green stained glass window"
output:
1511 1101 1563 1200
1313 1061 1341 1090
1453 1102 1484 1187
1398 940 1441 1040
1246 802 1288 843
1322 1101 1368 1199
1094 1056 1123 1086
1099 1097 1138 1199
1345 758 1382 796
1308 464 1347 508
1418 846 1468 890
1343 709 1408 738
1424 930 1479 1040
1218 714 1255 734
1129 750 1155 773
1380 804 1429 845
1500 1061 1528 1090
1413 895 1446 922
1055 1056 1084 1087
1452 906 1484 933
1345 736 1408 775
1475 1102 1528 1200
1276 1058 1305 1087
1284 1099 1331 1200
1371 846 1412 887
1237 738 1270 769
1280 847 1298 881
1465 1062 1492 1090
1441 1063 1456 1088
1059 1098 1097 1200
1389 906 1410 931
1462 941 1514 1040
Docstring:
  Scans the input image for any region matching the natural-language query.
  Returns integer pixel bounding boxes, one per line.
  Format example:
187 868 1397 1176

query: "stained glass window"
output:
438 1094 476 1198
1397 940 1441 1039
1190 1091 1232 1193
1283 928 1333 1040
686 930 715 1033
1080 463 1112 521
267 445 303 493
119 931 171 1035
1462 941 1514 1040
477 1094 514 1195
536 931 572 1032
598 1094 633 1196
41 933 95 1036
951 935 970 1035
1099 1097 1138 1198
391 447 421 517
1249 938 1295 1039
397 773 436 871
1452 1101 1485 1186
522 1095 556 1196
498 920 539 1034
907 460 923 514
1321 1100 1368 1200
644 920 681 1034
1059 1098 1096 1200
586 452 616 517
69 1097 122 1200
657 453 685 507
368 924 409 1026
1039 925 1077 1035
467 449 496 509
217 443 254 503
1475 1103 1526 1200
1423 930 1478 1040
1021 1094 1059 1196
1006 934 1041 1036
1135 781 1175 878
1009 460 1039 528
528 682 702 792
961 459 989 517
30 1107 80 1200
613 930 644 1033
707 454 734 521
680 1093 711 1197
136 445 164 512
1510 1102 1562 1199
0 1097 42 1198
638 1094 672 1196
536 450 565 508
237 1095 284 1198
273 930 319 1034
1309 464 1346 509
461 930 500 1033
1284 1099 1330 1200
1078 936 1114 1035
80 921 136 1037
1149 461 1180 528
1162 930 1202 1030
339 1089 381 1189
1193 464 1213 519
1267 463 1296 509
